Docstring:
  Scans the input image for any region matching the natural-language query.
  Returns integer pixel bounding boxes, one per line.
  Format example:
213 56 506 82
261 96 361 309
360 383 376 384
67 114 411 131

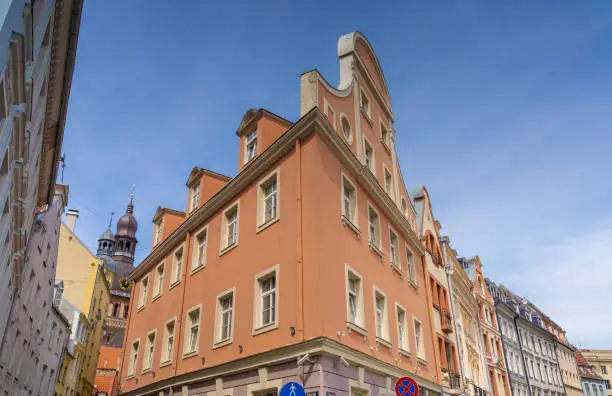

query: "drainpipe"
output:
514 316 533 396
296 139 304 342
440 237 466 393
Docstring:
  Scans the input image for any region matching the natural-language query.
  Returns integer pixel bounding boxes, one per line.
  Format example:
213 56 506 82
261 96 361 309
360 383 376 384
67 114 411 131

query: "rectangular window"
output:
346 267 364 327
397 305 409 352
192 229 207 271
389 229 399 269
405 247 416 283
128 340 139 376
190 184 200 212
154 263 164 297
142 330 156 371
384 168 393 195
374 289 388 341
184 307 200 355
161 319 175 364
260 275 276 327
602 366 608 375
341 175 357 225
414 318 425 359
222 203 239 251
138 277 148 308
360 90 370 117
258 172 279 227
367 204 381 249
216 292 234 343
364 139 374 173
154 221 162 245
381 123 389 146
171 248 183 285
245 130 257 163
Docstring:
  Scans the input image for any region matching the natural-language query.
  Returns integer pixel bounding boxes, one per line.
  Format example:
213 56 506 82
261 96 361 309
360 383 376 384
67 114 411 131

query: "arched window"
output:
118 241 124 251
125 241 131 252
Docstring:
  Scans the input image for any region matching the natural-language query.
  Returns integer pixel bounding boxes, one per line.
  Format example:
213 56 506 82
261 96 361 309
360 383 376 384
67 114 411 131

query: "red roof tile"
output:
97 346 121 369
94 374 116 395
576 350 604 380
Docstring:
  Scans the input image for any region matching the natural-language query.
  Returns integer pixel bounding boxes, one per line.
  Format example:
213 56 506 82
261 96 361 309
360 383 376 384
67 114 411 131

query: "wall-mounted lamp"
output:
200 357 206 365
289 326 296 336
239 344 243 353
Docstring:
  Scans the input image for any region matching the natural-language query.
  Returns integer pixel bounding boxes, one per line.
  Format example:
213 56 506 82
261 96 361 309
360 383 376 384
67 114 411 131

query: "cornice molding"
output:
120 337 442 396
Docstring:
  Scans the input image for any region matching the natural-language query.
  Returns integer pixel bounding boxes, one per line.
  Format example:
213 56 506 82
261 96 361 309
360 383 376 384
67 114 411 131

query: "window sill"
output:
361 107 373 127
369 242 385 259
347 321 368 337
212 338 233 350
256 217 279 234
408 279 419 290
417 356 428 366
126 374 136 380
219 242 238 257
376 337 392 349
136 305 145 313
399 348 412 358
380 139 392 154
159 360 172 368
151 293 161 302
182 350 198 359
141 367 151 374
341 215 360 237
253 322 278 336
390 263 403 276
190 264 205 276
169 280 181 290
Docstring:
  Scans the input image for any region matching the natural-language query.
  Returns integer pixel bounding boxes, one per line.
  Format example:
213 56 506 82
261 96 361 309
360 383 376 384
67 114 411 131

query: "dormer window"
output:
154 221 162 245
245 130 257 163
190 184 200 213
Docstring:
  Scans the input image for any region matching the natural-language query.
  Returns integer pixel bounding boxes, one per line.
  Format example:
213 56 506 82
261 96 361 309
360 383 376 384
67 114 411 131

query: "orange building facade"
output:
118 32 461 396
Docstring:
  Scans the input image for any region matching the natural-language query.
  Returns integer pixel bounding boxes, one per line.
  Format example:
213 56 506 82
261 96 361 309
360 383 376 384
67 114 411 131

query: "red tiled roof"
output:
576 350 604 380
97 347 121 369
94 374 116 395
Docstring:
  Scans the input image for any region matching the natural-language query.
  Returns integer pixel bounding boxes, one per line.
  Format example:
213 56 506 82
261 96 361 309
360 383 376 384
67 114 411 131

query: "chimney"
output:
65 209 79 232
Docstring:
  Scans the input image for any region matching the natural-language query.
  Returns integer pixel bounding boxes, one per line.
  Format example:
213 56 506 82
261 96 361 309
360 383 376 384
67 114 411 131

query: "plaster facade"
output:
581 351 612 396
576 351 607 396
118 32 445 396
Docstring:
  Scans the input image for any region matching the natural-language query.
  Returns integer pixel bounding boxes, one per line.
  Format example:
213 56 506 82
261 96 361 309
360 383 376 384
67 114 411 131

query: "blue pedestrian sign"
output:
280 382 306 396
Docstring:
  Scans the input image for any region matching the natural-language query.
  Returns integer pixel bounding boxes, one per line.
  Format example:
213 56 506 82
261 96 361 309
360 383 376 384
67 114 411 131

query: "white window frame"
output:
345 265 366 333
401 198 408 218
127 338 140 377
170 246 184 287
256 168 280 232
341 171 358 228
383 165 393 197
160 317 176 367
340 113 353 144
190 183 200 213
360 88 371 120
373 287 390 344
192 226 208 274
154 221 163 245
214 288 235 348
244 130 258 163
396 303 410 354
138 276 149 309
405 245 417 285
183 305 201 357
153 262 164 300
220 201 240 254
414 316 426 360
253 265 280 335
367 202 383 254
142 329 156 372
363 136 376 175
389 228 400 271
380 121 390 149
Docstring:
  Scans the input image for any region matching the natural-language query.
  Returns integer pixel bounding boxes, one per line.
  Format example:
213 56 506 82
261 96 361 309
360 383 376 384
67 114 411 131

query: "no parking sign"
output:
395 377 419 396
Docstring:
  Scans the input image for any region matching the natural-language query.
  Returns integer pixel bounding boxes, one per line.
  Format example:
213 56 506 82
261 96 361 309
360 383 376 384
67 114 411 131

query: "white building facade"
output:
0 0 82 393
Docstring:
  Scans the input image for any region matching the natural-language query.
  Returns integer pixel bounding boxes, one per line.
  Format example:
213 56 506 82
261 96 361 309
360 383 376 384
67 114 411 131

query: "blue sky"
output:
62 1 612 348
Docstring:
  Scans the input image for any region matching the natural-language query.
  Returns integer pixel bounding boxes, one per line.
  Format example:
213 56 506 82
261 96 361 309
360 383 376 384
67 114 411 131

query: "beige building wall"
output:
557 343 583 396
582 350 612 396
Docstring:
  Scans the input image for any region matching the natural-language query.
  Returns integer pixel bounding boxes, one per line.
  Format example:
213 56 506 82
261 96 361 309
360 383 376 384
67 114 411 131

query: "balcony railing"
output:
441 308 453 333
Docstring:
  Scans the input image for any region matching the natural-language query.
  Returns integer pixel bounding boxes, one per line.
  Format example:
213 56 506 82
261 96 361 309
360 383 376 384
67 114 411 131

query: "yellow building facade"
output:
56 217 112 396
582 350 612 396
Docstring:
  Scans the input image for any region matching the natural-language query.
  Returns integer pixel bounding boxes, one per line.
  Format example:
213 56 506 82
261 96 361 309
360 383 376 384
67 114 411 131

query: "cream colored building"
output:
582 350 612 396
56 213 112 396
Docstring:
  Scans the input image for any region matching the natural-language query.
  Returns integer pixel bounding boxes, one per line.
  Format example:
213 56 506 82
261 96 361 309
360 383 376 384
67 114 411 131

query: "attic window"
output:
245 130 257 163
